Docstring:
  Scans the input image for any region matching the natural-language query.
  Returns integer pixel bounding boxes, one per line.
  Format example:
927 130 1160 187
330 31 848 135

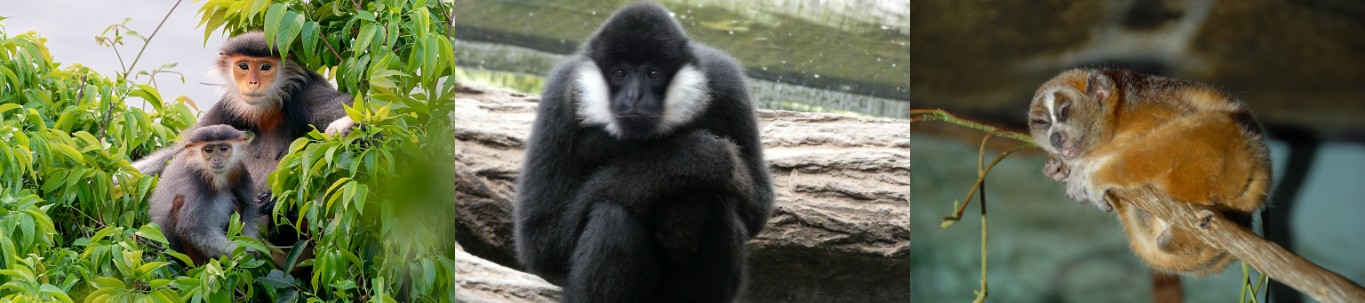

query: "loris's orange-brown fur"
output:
1027 68 1271 275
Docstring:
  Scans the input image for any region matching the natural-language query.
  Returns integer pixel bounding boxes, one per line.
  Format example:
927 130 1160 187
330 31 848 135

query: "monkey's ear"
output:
1086 73 1114 102
241 130 255 144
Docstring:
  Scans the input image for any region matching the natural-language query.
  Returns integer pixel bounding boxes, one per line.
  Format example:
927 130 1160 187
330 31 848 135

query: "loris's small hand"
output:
1065 174 1114 212
1043 156 1070 182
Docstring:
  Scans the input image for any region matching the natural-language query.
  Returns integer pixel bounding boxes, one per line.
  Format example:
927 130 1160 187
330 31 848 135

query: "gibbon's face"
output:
1028 82 1105 162
224 54 281 105
575 4 712 140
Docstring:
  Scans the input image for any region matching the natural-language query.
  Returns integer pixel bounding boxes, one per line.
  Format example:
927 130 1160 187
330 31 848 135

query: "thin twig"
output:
74 75 88 106
122 0 182 78
971 175 989 303
321 37 345 62
910 109 1035 145
444 2 454 40
940 137 1032 227
100 0 182 142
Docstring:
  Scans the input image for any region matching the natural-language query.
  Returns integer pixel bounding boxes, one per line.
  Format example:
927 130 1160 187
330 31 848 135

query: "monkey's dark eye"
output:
261 63 272 71
611 68 627 80
203 146 214 153
238 62 249 70
219 145 230 152
647 69 661 80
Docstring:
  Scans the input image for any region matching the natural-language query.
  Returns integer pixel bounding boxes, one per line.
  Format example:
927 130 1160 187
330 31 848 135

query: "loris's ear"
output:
1086 73 1114 102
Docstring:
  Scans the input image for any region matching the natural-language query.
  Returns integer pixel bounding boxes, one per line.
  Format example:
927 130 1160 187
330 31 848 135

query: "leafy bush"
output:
0 0 454 301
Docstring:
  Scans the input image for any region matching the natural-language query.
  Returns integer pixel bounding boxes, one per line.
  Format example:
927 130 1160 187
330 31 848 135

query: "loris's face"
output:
1028 84 1104 162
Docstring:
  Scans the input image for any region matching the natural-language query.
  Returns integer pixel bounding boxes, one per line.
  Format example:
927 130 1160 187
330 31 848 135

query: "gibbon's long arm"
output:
514 59 592 277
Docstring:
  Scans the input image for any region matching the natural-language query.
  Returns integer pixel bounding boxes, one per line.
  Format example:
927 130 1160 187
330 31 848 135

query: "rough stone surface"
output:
455 84 910 302
456 245 562 303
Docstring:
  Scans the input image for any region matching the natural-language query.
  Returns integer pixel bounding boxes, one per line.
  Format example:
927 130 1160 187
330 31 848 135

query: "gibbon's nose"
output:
1050 132 1064 149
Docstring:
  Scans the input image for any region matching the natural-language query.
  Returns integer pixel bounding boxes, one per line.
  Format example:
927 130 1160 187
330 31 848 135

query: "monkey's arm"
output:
513 62 593 278
576 131 753 209
176 199 236 258
233 173 261 240
131 147 181 176
696 46 774 239
291 78 356 135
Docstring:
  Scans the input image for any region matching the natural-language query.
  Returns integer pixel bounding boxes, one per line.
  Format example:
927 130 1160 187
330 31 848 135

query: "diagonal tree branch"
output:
1113 187 1365 303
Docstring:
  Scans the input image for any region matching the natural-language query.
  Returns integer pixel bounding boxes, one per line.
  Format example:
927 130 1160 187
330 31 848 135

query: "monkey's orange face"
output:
226 55 280 105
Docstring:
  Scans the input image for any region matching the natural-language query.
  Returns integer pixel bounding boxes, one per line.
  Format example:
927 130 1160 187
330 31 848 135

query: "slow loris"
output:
1027 68 1272 275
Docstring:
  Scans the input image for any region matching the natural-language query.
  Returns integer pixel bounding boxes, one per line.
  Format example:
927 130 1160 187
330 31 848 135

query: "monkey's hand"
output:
324 116 357 137
1064 172 1114 212
1043 156 1070 182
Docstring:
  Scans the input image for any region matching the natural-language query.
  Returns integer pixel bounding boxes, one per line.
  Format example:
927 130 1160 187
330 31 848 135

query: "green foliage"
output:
201 0 456 301
1 0 454 301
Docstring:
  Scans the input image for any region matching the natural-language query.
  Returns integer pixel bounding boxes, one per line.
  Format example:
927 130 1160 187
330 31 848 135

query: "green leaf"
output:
51 143 85 164
90 277 127 289
134 262 169 277
0 103 20 115
135 224 168 245
264 3 287 45
356 24 376 54
128 84 162 106
248 0 270 21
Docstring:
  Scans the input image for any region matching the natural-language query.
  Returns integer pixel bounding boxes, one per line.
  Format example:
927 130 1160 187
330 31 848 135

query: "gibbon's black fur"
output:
131 31 355 247
514 3 773 302
148 125 258 265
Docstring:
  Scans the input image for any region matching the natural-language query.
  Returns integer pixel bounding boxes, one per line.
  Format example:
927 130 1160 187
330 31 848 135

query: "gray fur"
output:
148 125 259 263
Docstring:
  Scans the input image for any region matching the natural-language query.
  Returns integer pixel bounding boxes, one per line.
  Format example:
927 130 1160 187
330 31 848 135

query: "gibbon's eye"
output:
647 69 661 80
238 62 249 70
203 146 214 154
1058 103 1071 122
1030 118 1051 126
261 63 272 71
611 68 627 80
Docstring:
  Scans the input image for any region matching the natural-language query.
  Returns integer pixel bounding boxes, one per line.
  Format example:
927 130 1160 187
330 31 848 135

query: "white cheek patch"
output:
573 61 618 136
659 64 711 134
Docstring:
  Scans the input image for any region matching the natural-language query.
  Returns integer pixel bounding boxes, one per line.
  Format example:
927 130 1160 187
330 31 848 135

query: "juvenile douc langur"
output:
131 31 356 254
148 124 259 265
514 3 774 302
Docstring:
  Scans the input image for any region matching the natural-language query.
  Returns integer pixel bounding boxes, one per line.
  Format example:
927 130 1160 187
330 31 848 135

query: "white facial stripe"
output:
1043 87 1059 123
659 64 710 134
573 61 618 136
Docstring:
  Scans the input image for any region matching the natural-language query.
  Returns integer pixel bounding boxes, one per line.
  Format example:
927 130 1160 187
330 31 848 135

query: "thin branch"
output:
971 176 989 303
74 75 88 106
100 0 182 142
122 0 182 78
940 136 1031 227
910 109 1035 145
1114 187 1365 303
321 37 345 62
444 1 454 40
